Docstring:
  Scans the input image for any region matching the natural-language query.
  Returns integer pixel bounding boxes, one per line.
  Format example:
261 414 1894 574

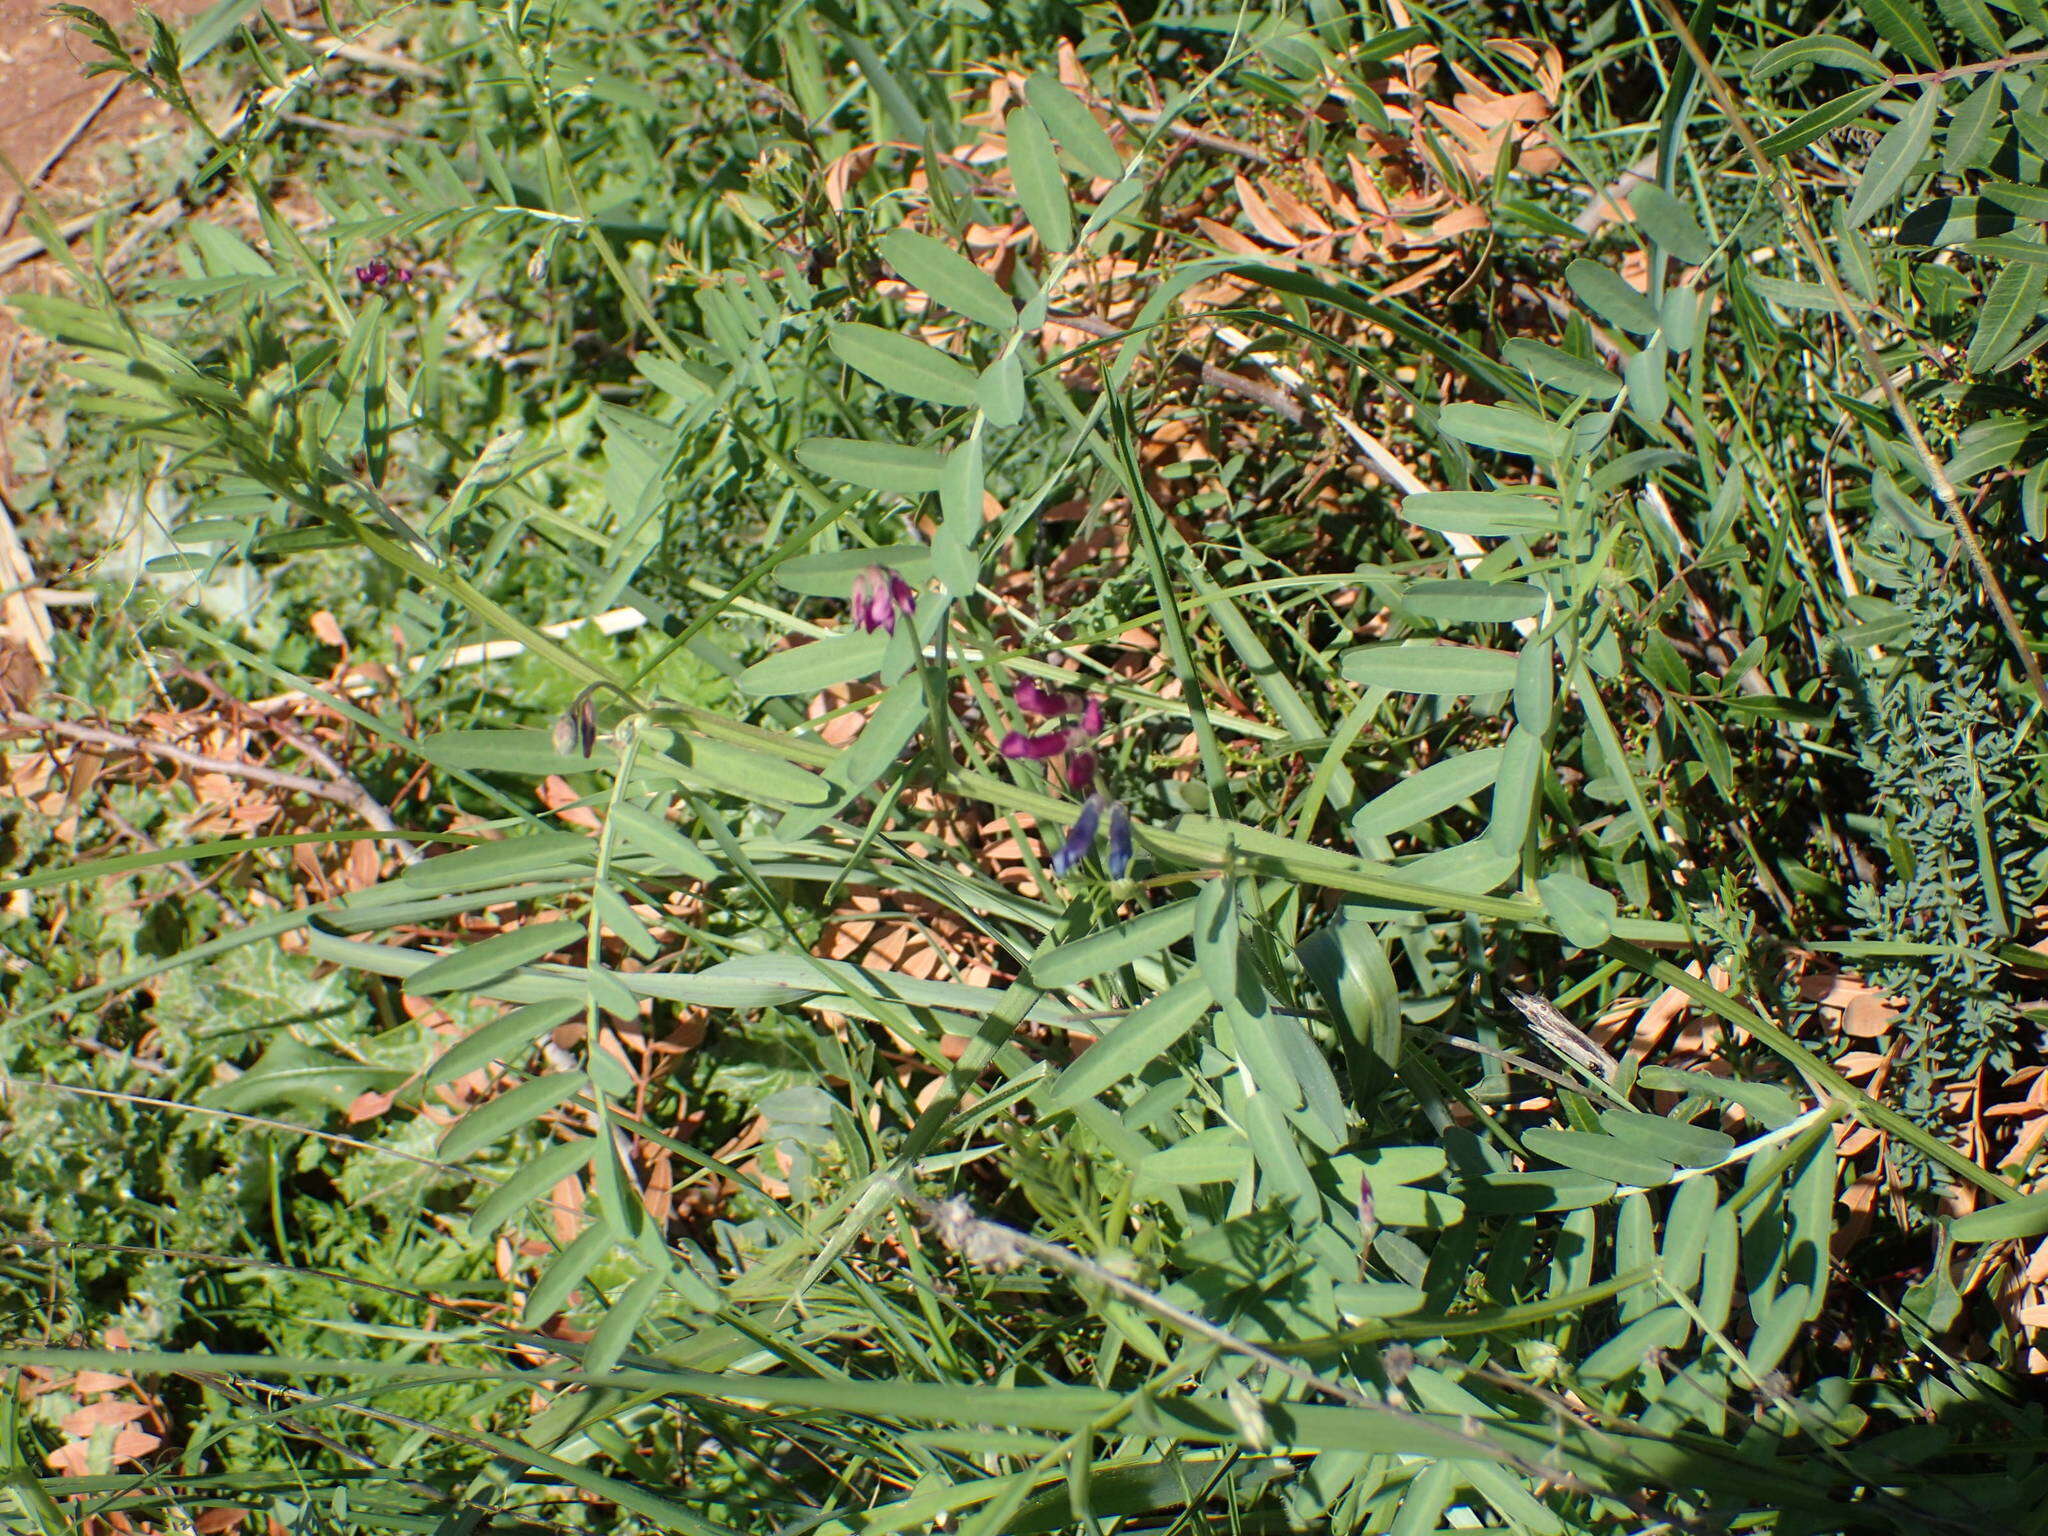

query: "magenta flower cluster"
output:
850 565 917 636
355 259 413 290
998 678 1131 878
1000 679 1103 791
835 571 1133 879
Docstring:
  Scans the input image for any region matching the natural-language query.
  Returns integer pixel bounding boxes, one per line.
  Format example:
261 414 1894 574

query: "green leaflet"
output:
1566 258 1662 335
1342 643 1519 694
795 437 948 495
736 635 892 696
1436 403 1571 461
406 921 582 995
439 1073 589 1160
1024 73 1123 181
877 229 1018 331
1629 184 1712 264
774 548 937 602
1844 87 1938 230
1759 84 1888 159
1005 105 1074 252
429 997 585 1086
1029 898 1199 987
1750 35 1887 78
1349 748 1504 837
1297 912 1401 1066
1402 490 1563 536
1501 339 1621 400
828 322 980 407
1950 1191 2048 1242
1522 1128 1675 1189
1598 1110 1735 1167
1401 580 1548 624
1040 971 1213 1110
470 1137 596 1235
1863 0 1942 66
1536 870 1617 948
1965 261 2045 374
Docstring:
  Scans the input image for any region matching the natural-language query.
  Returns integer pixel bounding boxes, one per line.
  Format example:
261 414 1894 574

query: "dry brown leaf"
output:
822 145 877 211
1842 993 1899 1038
60 1401 148 1438
46 1428 160 1477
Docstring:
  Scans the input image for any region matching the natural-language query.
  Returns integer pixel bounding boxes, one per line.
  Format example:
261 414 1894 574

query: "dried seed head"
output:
1225 1383 1271 1450
552 691 599 758
923 1196 1026 1273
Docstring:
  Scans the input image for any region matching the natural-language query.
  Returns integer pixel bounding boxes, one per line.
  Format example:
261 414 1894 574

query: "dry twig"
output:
3 710 420 863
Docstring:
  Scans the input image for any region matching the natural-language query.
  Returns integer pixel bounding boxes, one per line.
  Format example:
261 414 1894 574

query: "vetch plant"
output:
12 1 2048 1533
998 680 1133 877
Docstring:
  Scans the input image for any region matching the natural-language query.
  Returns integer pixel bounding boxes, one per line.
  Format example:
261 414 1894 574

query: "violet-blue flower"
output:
995 682 1140 879
1106 801 1132 879
1051 794 1105 876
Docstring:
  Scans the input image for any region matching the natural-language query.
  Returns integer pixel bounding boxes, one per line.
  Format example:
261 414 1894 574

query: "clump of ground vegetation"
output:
4 0 2048 1531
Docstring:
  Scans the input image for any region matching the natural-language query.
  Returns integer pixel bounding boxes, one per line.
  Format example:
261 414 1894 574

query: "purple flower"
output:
1000 728 1066 760
999 678 1101 789
850 565 917 635
996 681 1139 879
1015 678 1075 717
355 259 413 290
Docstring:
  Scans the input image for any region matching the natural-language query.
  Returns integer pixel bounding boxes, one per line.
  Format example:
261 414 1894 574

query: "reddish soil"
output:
0 0 219 243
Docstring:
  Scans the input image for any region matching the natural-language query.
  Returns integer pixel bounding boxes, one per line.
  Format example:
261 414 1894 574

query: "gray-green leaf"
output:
877 229 1017 331
1537 870 1617 948
1629 184 1713 264
1006 105 1075 252
1436 404 1571 461
827 322 980 406
795 437 947 495
1844 88 1938 230
1342 643 1519 694
1024 73 1124 181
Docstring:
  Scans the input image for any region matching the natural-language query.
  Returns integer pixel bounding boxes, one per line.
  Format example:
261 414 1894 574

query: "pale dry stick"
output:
1650 0 2048 716
1573 150 1659 235
1111 102 1273 165
1046 309 1307 423
250 606 649 712
163 656 423 866
906 1189 1609 1493
3 710 420 862
7 587 93 608
277 26 447 80
102 195 189 274
277 110 412 144
0 210 112 280
1204 320 1545 637
0 490 56 664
